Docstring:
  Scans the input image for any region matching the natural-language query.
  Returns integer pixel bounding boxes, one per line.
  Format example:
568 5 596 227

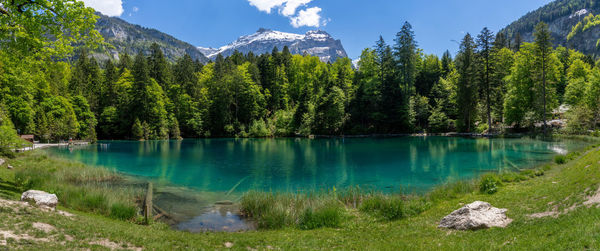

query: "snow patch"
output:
570 9 589 19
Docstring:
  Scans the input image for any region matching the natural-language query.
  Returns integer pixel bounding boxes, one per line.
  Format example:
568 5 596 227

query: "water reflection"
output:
47 137 588 194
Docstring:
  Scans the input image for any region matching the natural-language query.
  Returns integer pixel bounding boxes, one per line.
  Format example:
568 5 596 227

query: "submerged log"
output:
152 204 173 220
144 182 153 224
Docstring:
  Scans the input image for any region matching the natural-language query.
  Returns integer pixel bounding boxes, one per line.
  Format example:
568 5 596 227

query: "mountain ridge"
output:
501 0 600 55
198 28 348 62
93 13 209 63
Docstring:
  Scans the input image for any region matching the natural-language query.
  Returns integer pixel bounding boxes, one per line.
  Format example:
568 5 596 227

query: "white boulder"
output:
439 201 512 230
21 190 58 209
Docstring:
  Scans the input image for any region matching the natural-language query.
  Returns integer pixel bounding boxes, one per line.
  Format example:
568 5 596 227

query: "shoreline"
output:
2 143 600 248
35 137 598 232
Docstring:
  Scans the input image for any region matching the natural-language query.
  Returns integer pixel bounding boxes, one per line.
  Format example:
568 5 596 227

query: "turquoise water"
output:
46 137 586 194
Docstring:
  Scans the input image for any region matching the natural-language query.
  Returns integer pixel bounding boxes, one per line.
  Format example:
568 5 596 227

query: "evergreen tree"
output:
534 22 553 135
118 53 133 72
441 50 453 78
514 32 522 52
394 22 418 98
132 52 150 122
494 32 508 49
148 43 172 89
101 60 119 109
477 27 495 131
456 33 478 132
375 36 401 132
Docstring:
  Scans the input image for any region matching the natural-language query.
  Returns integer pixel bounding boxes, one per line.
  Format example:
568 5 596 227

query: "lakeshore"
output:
1 143 600 249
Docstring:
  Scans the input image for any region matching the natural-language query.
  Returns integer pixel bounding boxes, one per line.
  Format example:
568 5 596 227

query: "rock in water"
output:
21 190 59 209
439 201 512 230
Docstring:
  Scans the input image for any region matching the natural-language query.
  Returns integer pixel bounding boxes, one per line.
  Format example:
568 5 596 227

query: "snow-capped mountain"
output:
198 28 348 62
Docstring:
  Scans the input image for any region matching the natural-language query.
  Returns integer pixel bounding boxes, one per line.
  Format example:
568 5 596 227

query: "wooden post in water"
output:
144 182 153 224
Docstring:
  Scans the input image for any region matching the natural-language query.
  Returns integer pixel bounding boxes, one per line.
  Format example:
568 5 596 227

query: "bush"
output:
554 155 567 164
359 195 404 221
248 119 271 138
479 174 501 194
110 203 137 221
428 107 449 133
476 123 489 134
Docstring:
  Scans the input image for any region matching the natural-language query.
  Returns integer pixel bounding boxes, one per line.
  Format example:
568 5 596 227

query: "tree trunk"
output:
542 56 547 136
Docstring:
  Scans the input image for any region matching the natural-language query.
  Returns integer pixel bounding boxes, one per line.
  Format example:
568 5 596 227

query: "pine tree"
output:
534 22 553 135
118 53 133 72
132 52 150 122
101 60 119 109
494 32 507 49
456 33 478 132
394 22 418 98
514 32 522 52
477 27 495 132
441 50 453 78
148 43 172 89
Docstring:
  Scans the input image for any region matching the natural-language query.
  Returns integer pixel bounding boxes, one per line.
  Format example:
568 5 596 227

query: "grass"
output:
2 145 600 249
1 151 143 221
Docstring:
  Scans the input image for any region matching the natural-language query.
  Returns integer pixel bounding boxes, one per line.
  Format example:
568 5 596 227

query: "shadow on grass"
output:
0 179 20 199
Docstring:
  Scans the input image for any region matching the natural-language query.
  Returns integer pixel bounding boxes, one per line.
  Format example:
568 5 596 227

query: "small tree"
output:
170 117 182 140
132 118 144 141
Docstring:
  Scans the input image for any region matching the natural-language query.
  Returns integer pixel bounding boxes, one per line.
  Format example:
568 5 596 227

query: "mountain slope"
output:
93 13 208 63
199 28 348 62
501 0 600 55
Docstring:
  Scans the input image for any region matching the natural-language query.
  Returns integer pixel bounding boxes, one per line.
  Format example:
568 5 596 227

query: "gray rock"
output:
6 165 13 170
439 201 512 230
0 158 5 166
21 190 58 209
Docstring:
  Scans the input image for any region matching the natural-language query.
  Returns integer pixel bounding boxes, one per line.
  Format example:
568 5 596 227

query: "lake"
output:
47 136 585 194
45 136 588 231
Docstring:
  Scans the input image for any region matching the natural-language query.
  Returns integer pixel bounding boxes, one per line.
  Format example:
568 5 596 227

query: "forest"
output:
2 1 600 142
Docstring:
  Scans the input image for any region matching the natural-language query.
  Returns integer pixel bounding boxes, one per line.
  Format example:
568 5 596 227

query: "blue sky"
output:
83 0 554 59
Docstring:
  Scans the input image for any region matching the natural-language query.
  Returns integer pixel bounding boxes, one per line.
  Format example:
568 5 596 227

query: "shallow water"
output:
45 136 589 231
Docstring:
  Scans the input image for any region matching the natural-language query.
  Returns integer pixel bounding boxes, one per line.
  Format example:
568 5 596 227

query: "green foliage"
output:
475 123 489 134
0 107 29 154
554 155 567 164
504 42 561 128
456 33 478 132
248 119 270 138
0 0 103 59
479 174 501 194
131 118 144 141
428 105 450 133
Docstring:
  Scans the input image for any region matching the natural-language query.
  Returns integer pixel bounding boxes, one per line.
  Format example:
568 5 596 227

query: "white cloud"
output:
132 6 139 12
247 0 287 14
290 7 322 28
80 0 124 17
281 0 312 17
247 0 325 28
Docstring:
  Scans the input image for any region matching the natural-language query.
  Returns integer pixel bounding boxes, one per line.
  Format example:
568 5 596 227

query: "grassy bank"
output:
2 146 600 249
0 151 143 222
